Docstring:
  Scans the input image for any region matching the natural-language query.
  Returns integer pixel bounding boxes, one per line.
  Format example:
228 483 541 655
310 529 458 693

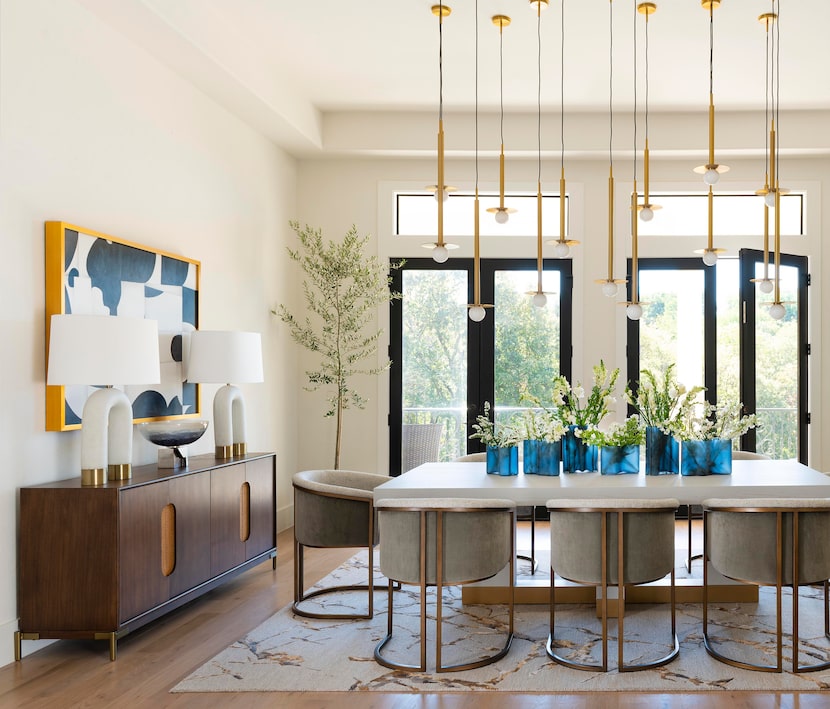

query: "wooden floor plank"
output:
0 523 822 708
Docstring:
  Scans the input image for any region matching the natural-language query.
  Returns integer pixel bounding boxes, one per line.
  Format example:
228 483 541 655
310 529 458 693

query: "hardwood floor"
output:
0 523 827 708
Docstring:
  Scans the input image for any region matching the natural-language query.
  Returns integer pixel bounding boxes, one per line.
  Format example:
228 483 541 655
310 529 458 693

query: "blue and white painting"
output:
59 227 199 425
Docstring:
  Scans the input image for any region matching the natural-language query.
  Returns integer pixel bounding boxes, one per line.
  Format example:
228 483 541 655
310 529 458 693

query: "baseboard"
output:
277 501 294 534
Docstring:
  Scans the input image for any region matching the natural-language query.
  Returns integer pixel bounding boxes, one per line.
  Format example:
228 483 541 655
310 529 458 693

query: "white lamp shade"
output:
186 331 264 384
47 314 160 386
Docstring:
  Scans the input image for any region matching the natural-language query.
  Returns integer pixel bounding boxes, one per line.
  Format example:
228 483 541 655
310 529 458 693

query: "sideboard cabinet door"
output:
119 483 170 623
168 471 212 597
210 465 247 575
245 456 276 560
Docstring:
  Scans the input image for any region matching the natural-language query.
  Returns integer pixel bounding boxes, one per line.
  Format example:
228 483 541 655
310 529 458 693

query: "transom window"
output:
395 193 568 237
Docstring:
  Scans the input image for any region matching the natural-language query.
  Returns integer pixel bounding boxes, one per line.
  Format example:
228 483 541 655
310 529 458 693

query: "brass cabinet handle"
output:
240 482 251 542
161 503 176 577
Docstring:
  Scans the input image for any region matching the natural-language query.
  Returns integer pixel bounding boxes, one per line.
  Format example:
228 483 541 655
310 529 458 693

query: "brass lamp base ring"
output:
108 463 131 482
81 468 107 487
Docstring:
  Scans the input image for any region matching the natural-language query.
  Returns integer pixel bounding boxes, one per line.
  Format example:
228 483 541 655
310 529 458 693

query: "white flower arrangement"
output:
666 399 759 442
470 402 523 448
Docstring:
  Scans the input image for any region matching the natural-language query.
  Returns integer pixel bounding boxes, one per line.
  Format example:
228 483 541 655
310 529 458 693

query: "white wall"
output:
296 154 826 475
0 0 298 665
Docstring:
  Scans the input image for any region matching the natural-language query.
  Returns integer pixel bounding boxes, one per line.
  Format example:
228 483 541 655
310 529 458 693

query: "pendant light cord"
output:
560 0 565 172
538 3 542 185
632 0 637 182
775 0 780 184
609 0 613 172
644 6 649 145
475 0 479 188
438 2 444 123
708 2 714 97
499 20 505 147
764 4 770 180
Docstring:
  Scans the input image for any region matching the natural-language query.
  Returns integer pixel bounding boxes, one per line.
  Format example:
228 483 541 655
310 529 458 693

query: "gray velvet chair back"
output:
377 497 515 585
704 497 830 586
293 469 388 548
547 498 679 586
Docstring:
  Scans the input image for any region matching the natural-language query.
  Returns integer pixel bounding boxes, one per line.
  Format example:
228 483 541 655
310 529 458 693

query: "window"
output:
395 193 569 238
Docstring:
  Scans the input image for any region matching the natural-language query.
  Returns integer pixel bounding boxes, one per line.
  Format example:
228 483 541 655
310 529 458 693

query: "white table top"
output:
374 460 830 506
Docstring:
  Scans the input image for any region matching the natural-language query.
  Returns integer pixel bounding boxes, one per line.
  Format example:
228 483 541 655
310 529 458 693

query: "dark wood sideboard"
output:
16 452 277 661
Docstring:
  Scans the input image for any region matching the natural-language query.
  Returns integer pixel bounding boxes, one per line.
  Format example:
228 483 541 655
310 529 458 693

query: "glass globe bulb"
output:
769 302 786 320
764 191 776 208
601 281 618 298
434 188 449 203
553 242 570 258
759 279 774 294
468 305 486 322
702 250 718 267
432 245 449 263
639 206 654 222
626 303 643 321
532 292 547 308
703 168 720 186
494 210 509 224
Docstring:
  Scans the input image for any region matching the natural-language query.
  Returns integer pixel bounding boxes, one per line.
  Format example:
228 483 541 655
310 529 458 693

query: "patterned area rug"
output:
172 551 830 693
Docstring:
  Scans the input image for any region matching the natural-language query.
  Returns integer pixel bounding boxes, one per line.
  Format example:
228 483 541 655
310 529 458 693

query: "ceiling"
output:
78 0 830 157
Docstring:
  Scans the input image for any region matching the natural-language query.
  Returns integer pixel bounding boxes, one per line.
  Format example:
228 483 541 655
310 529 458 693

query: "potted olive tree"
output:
274 221 401 469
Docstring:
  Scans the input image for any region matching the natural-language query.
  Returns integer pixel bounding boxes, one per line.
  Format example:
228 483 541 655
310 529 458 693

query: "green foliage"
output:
555 361 620 428
273 221 401 468
578 415 645 447
470 402 523 448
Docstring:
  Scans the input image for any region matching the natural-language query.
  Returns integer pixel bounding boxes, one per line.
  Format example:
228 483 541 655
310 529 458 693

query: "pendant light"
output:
694 0 726 267
467 0 493 322
637 2 660 223
422 3 459 264
486 14 516 225
768 0 786 321
527 0 552 307
752 9 776 295
622 0 644 321
693 0 729 186
597 0 626 298
547 0 579 258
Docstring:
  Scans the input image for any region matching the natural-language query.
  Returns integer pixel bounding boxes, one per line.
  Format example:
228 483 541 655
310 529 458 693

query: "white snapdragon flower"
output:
573 386 585 400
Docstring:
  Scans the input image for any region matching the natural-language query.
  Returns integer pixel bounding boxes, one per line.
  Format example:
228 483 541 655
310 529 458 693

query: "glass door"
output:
739 249 809 461
389 258 572 475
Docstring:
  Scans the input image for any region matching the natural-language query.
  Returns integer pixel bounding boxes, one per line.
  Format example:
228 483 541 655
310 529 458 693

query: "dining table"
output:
373 458 830 605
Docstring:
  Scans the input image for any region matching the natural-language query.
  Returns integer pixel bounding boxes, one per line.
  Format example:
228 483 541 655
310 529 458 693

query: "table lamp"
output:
185 330 263 458
47 314 161 486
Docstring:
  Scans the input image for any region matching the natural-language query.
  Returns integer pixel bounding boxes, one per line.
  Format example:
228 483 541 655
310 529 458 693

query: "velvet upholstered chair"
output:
292 469 389 619
703 497 830 673
686 450 771 572
454 452 538 573
546 497 681 672
373 497 516 673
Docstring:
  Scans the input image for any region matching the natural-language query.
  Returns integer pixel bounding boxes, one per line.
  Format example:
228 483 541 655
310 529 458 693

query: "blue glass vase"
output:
523 439 561 476
562 425 598 474
681 439 732 476
486 445 519 476
601 444 640 475
645 426 679 475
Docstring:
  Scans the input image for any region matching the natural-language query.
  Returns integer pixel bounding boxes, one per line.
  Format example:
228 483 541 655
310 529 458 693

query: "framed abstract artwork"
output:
45 221 201 431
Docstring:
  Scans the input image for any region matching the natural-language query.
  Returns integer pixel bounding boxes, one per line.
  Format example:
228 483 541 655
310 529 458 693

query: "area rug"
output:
172 551 830 693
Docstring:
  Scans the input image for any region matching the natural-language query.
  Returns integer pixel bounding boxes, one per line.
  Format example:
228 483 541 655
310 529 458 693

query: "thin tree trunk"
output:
335 390 343 469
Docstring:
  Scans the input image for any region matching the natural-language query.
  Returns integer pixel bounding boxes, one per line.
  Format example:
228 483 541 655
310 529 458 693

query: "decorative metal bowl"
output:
138 419 209 448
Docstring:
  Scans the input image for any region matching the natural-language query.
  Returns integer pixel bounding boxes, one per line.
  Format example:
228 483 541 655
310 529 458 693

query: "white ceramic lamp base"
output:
213 384 247 458
80 387 133 486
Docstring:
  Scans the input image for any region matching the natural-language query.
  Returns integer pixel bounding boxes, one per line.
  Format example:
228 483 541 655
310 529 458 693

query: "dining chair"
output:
703 497 830 672
686 450 770 572
546 497 681 672
292 469 390 619
373 497 515 672
455 452 539 573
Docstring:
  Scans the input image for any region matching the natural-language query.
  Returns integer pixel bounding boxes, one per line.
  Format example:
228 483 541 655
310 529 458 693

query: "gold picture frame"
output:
45 221 201 431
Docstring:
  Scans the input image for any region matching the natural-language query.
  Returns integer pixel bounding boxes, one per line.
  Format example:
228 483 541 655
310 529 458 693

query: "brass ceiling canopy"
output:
431 4 451 18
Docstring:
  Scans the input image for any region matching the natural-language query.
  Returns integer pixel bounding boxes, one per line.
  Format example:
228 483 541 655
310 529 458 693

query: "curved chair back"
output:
374 497 516 673
292 469 389 620
378 497 514 585
293 469 388 548
453 453 485 463
547 498 678 586
702 497 830 673
731 451 771 460
545 497 680 672
402 423 443 473
704 497 830 587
